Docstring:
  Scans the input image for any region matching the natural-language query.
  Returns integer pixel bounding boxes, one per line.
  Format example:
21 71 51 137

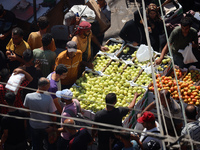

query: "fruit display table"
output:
72 38 200 128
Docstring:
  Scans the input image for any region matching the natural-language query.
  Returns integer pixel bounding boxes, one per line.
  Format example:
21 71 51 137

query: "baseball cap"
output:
56 89 73 100
142 140 161 150
63 11 76 25
137 111 155 123
66 41 77 53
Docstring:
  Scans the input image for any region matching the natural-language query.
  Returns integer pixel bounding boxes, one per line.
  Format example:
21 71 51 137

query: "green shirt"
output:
169 26 198 55
33 48 56 77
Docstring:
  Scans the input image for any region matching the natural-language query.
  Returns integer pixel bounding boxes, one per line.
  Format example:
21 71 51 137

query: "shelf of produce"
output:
103 38 125 56
166 65 188 81
134 70 153 87
116 44 138 61
103 59 126 75
182 66 200 85
154 54 173 76
71 71 147 113
121 64 143 82
92 53 112 72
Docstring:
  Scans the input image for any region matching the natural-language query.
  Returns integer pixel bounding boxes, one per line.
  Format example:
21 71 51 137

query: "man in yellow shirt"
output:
27 16 56 51
6 27 30 72
55 41 82 89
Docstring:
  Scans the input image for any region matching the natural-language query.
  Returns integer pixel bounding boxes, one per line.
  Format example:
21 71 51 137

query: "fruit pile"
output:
104 43 122 53
148 74 200 106
169 68 184 80
156 56 171 72
118 46 137 61
121 65 142 81
135 71 153 86
92 55 111 71
71 73 146 112
104 60 126 75
182 70 200 84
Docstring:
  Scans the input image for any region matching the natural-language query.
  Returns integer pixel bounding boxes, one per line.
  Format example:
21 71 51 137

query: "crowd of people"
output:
0 0 200 150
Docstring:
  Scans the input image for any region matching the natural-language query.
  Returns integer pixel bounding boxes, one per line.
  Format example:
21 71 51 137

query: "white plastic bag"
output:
178 43 198 64
5 73 25 95
136 44 154 62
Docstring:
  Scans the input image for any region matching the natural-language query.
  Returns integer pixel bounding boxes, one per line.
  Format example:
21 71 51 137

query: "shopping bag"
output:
136 44 154 62
178 43 198 64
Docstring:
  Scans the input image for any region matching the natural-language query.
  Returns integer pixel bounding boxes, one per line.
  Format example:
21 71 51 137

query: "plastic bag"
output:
136 44 154 62
178 43 198 64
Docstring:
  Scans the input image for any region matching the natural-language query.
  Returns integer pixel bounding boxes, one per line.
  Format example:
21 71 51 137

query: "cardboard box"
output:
85 0 111 33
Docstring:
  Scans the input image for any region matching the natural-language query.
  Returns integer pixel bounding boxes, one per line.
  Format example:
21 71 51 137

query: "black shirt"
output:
94 107 129 150
1 110 28 145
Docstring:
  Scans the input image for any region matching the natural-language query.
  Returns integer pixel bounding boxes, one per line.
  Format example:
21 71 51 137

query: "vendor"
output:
155 16 199 68
72 21 108 69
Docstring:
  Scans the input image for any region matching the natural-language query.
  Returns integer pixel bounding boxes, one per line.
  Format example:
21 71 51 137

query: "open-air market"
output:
0 0 200 149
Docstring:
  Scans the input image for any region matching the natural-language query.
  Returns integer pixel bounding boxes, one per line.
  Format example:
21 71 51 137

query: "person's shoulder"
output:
5 10 16 18
76 50 82 54
57 50 67 58
190 27 198 33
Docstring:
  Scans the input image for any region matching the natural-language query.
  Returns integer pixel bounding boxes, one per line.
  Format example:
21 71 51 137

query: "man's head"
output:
118 130 131 142
23 49 33 63
105 93 117 105
42 33 52 47
77 21 91 38
159 89 170 108
97 0 106 6
185 104 197 120
147 3 159 20
64 11 76 26
56 89 73 102
180 17 192 37
63 119 76 133
37 16 49 30
12 27 24 45
66 41 77 58
55 64 68 79
137 111 156 129
0 4 5 17
0 68 10 82
5 92 15 106
38 77 50 91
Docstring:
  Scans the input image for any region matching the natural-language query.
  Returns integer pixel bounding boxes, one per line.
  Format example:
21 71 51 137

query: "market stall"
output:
70 37 200 129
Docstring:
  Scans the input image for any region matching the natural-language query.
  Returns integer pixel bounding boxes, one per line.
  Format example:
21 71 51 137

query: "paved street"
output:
104 0 137 42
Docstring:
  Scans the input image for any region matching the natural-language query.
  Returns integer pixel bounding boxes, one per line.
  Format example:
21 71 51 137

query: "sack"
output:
178 43 198 64
136 44 154 62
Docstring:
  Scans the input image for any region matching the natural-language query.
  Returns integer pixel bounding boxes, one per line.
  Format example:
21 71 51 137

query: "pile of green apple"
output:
70 73 146 112
104 43 122 53
135 71 153 86
104 61 126 75
122 65 142 81
92 55 111 71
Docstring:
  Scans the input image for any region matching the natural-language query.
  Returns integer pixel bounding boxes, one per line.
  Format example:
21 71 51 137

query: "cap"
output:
66 41 77 53
137 111 155 123
142 140 161 150
63 11 76 25
56 89 73 100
